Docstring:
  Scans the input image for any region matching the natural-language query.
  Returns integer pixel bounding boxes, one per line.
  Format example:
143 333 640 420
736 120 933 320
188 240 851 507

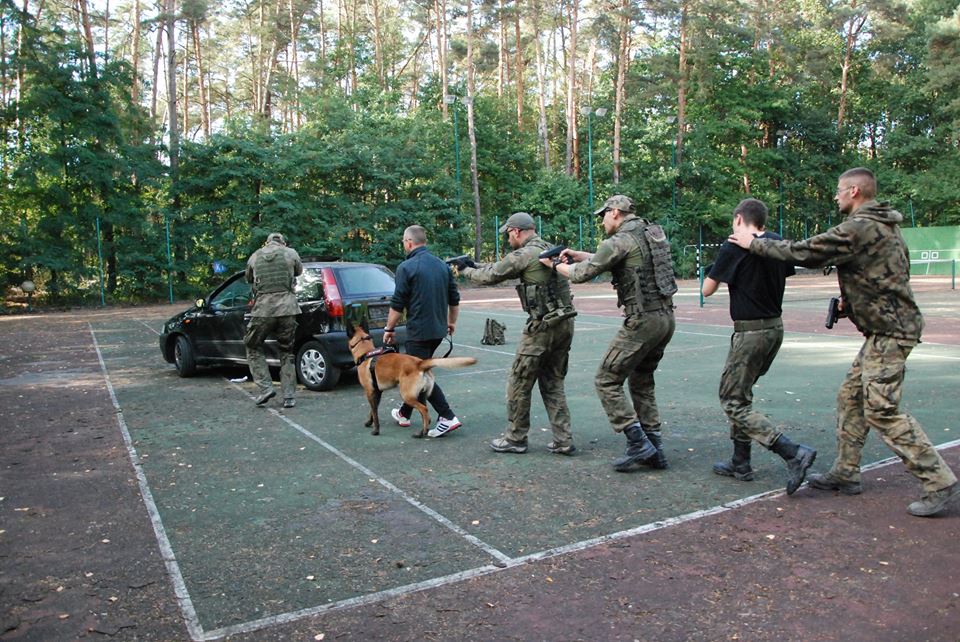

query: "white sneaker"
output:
428 416 461 438
391 407 411 427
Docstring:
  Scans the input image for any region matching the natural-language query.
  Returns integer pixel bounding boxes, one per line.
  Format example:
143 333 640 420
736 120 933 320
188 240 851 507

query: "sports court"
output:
2 272 959 640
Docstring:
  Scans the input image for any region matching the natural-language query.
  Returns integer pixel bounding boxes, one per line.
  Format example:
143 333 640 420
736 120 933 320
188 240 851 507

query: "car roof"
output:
302 261 389 269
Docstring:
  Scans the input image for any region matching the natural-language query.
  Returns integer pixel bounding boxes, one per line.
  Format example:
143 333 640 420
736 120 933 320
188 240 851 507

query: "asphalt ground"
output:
2 273 958 640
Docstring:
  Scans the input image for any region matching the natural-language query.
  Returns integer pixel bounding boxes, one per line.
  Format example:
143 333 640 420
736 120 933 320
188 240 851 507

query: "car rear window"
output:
334 265 396 297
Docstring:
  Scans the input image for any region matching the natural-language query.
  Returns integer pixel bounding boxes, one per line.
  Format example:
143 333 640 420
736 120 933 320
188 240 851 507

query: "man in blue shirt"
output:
383 225 463 437
702 198 816 495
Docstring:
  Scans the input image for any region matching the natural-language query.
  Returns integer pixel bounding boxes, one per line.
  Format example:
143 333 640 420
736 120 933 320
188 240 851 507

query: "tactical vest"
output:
515 238 577 322
254 248 294 295
611 220 676 316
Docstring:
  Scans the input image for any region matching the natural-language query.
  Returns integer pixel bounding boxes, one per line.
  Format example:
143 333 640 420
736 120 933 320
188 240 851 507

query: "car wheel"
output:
296 340 341 391
173 335 197 377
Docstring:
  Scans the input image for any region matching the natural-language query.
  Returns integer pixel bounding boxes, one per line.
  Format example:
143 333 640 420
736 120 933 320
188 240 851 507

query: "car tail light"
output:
321 267 344 317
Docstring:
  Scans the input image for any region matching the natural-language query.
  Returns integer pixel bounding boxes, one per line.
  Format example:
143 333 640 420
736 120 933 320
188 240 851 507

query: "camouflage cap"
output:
498 212 536 233
266 232 287 245
594 194 635 217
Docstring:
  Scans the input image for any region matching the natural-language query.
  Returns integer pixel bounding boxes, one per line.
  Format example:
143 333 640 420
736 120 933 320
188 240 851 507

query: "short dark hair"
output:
403 225 427 245
839 167 877 199
734 198 768 228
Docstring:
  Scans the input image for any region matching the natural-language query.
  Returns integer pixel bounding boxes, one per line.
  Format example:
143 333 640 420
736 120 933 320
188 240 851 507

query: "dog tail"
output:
418 357 477 371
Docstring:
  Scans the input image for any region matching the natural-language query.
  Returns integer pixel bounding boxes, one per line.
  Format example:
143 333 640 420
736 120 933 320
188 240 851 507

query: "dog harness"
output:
355 345 398 393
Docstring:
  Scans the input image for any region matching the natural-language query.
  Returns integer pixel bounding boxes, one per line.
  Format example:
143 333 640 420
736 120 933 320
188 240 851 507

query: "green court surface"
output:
87 273 960 638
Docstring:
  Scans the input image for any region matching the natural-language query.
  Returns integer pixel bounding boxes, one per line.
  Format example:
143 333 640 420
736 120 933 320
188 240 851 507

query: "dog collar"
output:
355 345 398 366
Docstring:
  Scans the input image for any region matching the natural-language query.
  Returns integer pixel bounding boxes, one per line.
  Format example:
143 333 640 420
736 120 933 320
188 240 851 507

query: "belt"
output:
734 317 782 332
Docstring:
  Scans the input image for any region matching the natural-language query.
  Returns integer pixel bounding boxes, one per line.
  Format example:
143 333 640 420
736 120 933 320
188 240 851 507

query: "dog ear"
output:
345 320 355 336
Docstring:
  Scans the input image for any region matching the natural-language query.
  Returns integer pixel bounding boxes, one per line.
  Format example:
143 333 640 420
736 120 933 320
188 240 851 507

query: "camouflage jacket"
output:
462 234 556 286
245 242 304 318
749 200 923 340
567 214 645 285
461 234 575 319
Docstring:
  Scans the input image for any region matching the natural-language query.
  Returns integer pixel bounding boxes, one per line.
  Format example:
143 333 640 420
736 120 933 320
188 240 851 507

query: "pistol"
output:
825 296 841 329
538 245 570 265
445 255 476 271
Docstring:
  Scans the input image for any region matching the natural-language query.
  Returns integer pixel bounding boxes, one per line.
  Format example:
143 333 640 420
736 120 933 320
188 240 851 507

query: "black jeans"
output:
399 338 454 420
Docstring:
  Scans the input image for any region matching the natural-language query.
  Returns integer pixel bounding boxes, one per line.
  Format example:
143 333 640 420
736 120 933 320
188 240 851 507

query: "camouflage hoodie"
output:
749 200 923 340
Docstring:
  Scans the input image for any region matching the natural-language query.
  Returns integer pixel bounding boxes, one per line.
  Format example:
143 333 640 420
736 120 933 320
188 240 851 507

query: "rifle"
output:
445 255 476 271
538 245 571 266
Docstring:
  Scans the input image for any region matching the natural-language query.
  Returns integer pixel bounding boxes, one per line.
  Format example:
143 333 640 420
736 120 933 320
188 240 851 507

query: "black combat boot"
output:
612 423 658 472
713 440 754 481
644 430 669 470
770 434 817 495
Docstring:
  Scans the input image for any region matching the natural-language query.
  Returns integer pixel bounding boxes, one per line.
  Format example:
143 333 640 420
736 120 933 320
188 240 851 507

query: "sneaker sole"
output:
428 423 461 438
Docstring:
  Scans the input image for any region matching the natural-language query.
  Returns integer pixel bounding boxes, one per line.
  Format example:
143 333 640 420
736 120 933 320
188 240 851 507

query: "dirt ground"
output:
2 275 959 641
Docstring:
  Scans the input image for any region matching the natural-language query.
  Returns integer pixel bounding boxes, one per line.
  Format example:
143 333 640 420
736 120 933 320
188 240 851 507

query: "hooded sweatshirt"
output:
747 200 923 340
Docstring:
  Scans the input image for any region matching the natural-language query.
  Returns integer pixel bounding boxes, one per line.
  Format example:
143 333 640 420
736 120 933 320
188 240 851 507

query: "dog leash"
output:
440 333 453 358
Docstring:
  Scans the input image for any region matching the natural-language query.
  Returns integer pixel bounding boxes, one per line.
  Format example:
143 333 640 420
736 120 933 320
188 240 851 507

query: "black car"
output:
159 261 405 391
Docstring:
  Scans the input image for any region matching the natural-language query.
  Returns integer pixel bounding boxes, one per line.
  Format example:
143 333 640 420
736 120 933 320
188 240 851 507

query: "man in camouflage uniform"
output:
244 232 303 409
702 198 816 495
729 168 959 516
546 195 674 472
458 212 578 455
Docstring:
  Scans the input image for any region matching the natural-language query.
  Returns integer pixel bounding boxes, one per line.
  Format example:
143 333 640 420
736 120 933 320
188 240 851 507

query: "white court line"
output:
226 380 512 567
118 319 960 638
200 437 960 640
89 325 205 641
139 319 160 334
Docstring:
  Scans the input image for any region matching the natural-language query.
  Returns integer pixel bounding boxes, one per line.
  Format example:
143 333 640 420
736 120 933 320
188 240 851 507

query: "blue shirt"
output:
391 246 461 341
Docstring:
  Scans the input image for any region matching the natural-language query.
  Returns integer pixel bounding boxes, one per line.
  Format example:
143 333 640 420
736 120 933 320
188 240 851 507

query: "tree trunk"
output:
289 0 300 128
131 0 141 104
564 0 578 176
613 0 629 184
514 1 523 130
150 18 162 121
181 39 189 136
497 0 506 97
78 0 98 78
166 0 179 176
466 0 482 260
434 0 447 117
676 0 688 172
371 0 384 89
191 21 209 138
838 2 867 130
533 0 549 168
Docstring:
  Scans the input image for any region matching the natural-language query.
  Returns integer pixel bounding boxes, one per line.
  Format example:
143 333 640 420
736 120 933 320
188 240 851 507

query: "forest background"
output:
2 0 959 305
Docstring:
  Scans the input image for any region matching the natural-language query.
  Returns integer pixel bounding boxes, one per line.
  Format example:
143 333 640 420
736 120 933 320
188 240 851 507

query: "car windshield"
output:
334 265 396 297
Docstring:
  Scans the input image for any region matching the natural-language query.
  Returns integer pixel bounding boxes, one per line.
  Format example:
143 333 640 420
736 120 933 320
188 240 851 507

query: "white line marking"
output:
198 437 960 640
139 319 160 334
89 325 204 641
227 380 512 567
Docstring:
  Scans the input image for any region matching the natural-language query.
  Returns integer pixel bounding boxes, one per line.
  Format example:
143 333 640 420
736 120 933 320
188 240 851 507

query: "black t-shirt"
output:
708 232 794 321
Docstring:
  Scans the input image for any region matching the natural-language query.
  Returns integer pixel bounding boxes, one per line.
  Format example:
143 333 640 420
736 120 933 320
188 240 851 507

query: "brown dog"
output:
347 325 477 437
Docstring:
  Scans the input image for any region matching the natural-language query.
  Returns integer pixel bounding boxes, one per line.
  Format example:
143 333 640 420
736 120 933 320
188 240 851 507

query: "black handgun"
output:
825 296 843 329
445 255 476 271
539 245 570 265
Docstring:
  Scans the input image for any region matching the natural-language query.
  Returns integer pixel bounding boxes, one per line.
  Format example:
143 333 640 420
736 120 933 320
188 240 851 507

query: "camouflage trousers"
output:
718 320 784 448
595 310 675 434
830 334 956 492
504 317 574 447
244 315 298 401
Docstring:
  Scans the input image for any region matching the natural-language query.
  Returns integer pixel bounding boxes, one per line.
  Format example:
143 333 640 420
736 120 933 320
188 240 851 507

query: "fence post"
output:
494 215 500 260
698 223 704 308
953 258 956 290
